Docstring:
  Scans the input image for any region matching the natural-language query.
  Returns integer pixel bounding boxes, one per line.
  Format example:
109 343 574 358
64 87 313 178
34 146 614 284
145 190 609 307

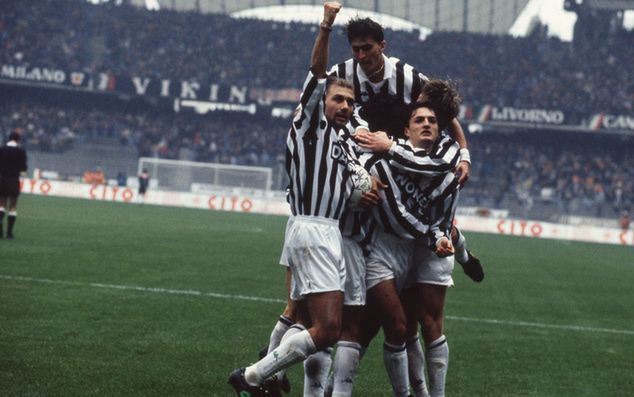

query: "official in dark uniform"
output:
0 132 28 239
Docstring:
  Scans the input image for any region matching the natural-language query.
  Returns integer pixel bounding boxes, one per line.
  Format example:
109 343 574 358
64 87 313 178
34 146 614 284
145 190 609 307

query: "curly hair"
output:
416 79 462 131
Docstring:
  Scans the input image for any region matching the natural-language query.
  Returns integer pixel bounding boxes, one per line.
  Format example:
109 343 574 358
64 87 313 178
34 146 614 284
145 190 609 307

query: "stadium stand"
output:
1 0 632 221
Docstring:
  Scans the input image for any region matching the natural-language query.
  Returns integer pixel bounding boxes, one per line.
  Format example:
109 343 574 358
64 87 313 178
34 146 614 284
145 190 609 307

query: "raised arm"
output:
310 2 341 77
295 2 342 129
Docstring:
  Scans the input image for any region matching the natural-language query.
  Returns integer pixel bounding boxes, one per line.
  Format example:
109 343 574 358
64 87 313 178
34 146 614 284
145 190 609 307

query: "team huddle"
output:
229 2 484 396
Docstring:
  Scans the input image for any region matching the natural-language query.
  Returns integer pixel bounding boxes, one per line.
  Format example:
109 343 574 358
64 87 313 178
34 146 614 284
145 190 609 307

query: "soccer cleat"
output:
228 368 264 397
459 250 484 282
261 378 282 397
6 233 14 240
262 374 290 395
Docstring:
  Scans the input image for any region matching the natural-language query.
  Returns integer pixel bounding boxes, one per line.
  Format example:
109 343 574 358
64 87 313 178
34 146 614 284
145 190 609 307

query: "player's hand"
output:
358 176 387 209
455 160 470 186
323 2 342 26
354 130 392 152
435 236 455 257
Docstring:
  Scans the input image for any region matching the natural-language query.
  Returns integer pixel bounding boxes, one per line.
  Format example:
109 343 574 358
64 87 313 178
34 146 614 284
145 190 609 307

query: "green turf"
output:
1 195 633 396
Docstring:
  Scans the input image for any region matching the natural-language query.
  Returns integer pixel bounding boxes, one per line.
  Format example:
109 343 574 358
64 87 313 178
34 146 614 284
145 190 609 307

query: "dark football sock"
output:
7 212 16 236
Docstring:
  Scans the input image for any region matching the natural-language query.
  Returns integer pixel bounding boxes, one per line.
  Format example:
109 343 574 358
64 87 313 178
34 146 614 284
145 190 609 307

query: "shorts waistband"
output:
294 215 339 226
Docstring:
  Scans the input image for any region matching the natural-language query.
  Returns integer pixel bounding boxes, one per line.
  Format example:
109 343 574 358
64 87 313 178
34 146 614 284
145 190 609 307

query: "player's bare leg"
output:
410 283 449 397
366 280 410 397
402 287 431 397
235 291 343 393
326 305 366 396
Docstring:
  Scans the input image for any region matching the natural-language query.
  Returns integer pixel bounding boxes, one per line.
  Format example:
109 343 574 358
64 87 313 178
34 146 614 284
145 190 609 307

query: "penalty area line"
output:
2 274 633 336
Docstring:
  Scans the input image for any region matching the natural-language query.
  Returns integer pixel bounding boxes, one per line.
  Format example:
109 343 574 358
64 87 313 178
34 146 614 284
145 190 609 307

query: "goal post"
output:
137 157 273 193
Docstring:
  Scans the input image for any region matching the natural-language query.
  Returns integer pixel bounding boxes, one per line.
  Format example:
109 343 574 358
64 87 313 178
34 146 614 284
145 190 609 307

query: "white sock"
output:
331 341 362 397
453 228 469 264
244 329 316 386
383 341 410 397
274 324 306 380
407 336 431 397
426 335 449 397
303 347 333 396
267 315 295 354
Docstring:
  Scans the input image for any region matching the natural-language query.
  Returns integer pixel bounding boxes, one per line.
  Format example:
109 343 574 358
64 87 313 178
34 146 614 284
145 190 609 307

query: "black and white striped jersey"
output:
336 132 458 244
364 137 462 246
388 134 461 176
285 70 360 221
329 55 427 138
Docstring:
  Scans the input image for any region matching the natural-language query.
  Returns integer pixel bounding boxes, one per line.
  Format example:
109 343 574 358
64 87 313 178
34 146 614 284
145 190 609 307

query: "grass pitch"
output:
1 195 633 396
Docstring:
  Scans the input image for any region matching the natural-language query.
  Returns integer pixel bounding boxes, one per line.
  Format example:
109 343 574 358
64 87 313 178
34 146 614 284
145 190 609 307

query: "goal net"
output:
137 157 273 193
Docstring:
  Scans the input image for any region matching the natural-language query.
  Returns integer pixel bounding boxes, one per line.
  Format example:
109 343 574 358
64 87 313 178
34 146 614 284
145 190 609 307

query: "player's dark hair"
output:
345 17 384 43
414 79 462 131
8 132 21 142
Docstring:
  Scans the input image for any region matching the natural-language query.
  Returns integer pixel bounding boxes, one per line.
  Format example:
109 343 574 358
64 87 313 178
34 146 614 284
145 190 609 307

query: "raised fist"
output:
323 2 342 26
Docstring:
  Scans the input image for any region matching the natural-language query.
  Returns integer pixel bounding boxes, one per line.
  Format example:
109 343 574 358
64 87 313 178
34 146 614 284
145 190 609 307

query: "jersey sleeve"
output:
424 173 461 248
370 159 430 241
292 69 327 137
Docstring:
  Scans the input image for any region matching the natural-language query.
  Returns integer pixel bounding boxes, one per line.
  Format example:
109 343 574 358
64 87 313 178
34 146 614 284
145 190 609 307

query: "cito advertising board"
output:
21 178 632 247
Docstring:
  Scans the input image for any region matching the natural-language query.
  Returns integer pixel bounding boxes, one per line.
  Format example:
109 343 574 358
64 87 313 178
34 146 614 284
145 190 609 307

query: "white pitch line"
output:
445 315 634 336
0 274 285 304
2 274 633 336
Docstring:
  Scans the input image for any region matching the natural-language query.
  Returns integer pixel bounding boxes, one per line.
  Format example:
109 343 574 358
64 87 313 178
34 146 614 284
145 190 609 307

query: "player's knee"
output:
317 317 342 347
405 317 419 338
420 318 443 344
384 318 407 344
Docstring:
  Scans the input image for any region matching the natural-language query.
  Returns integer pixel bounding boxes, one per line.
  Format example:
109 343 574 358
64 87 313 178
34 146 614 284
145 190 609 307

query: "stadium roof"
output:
231 5 433 40
131 0 532 35
126 0 633 38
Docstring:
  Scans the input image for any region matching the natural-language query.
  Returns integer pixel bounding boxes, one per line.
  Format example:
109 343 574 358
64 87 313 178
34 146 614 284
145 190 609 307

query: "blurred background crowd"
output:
1 0 632 221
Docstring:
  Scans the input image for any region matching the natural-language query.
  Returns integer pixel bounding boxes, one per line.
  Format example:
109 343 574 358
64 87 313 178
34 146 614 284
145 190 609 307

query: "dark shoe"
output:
460 250 484 282
6 233 14 240
228 368 264 397
262 374 290 395
261 377 282 397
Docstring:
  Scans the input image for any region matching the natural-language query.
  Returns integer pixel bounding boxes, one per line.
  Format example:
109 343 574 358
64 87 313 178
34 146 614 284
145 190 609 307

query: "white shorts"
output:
365 230 415 292
408 243 455 287
286 216 346 301
279 215 295 267
342 237 366 306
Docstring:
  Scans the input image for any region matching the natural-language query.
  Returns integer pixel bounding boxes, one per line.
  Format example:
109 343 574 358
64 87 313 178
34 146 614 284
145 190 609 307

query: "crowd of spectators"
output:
1 0 633 117
1 0 632 219
464 132 633 219
0 101 287 166
2 99 632 219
